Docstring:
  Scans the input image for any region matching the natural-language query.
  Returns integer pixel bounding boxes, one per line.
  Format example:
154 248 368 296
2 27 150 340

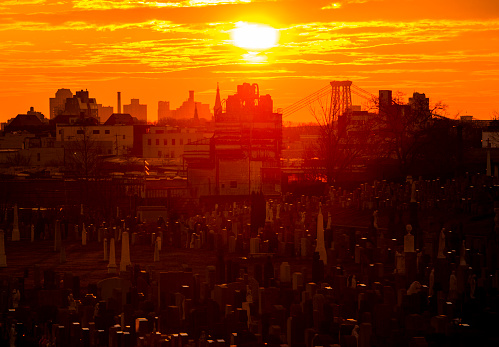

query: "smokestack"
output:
117 92 121 113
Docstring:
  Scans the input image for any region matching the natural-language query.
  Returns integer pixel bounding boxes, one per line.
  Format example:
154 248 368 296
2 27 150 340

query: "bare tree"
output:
64 126 102 180
6 152 31 167
307 94 380 184
376 93 457 176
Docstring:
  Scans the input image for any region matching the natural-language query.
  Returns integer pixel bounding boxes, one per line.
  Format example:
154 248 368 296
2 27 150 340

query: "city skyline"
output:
0 0 498 123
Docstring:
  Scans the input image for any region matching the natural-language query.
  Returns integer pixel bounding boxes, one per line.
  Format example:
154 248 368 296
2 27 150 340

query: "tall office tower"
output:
158 101 171 123
49 88 73 119
124 98 147 123
171 90 212 120
98 105 114 122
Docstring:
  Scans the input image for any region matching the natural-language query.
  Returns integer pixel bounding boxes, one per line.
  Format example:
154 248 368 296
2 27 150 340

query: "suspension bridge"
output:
281 81 377 118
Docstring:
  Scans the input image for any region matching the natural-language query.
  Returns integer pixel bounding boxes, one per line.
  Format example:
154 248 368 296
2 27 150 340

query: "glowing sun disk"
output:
231 22 279 50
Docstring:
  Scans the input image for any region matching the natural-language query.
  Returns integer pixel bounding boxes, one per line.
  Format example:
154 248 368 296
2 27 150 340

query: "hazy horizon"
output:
1 0 498 123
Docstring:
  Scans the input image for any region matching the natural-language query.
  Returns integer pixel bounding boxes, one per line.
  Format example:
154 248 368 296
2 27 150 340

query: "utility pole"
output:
115 133 119 155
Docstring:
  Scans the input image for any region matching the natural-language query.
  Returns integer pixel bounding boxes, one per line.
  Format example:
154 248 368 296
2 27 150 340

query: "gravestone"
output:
108 238 117 274
12 204 20 241
316 207 327 265
0 230 6 267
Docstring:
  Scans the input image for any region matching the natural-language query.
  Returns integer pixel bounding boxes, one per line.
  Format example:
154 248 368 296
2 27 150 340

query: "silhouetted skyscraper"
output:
409 92 430 117
57 90 99 122
158 101 171 123
98 105 114 121
49 88 73 119
214 83 222 116
171 90 212 120
124 98 147 123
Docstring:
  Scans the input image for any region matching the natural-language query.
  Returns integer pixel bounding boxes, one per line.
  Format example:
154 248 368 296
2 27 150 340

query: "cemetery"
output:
1 173 499 346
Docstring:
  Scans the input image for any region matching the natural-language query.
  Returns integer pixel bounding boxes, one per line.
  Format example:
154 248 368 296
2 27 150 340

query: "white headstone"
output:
437 228 446 259
292 272 303 290
12 204 20 241
0 230 7 267
410 182 417 203
429 268 435 297
373 210 379 229
103 238 108 261
355 244 361 264
407 281 421 295
157 236 162 251
108 238 117 273
280 262 291 283
459 240 467 266
82 224 87 246
404 225 415 253
250 238 260 254
120 232 131 272
315 207 327 265
395 251 405 274
154 238 160 262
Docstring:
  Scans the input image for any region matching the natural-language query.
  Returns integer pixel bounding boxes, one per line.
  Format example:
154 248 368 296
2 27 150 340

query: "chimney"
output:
117 92 121 113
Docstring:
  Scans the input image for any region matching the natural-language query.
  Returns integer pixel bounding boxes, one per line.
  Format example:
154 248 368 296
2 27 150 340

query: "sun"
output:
231 22 279 51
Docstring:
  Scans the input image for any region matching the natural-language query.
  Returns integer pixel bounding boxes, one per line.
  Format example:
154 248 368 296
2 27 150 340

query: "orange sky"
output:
1 0 498 124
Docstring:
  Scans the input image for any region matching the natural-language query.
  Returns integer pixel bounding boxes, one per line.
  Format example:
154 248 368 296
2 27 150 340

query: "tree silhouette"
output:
307 95 380 184
64 126 102 180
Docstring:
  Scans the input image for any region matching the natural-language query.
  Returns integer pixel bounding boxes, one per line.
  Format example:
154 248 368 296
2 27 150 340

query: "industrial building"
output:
184 83 282 198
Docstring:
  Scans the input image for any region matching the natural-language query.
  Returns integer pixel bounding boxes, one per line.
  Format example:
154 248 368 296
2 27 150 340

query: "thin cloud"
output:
73 0 267 10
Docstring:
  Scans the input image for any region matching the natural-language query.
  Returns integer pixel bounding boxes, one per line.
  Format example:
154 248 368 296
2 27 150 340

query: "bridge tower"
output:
329 80 353 118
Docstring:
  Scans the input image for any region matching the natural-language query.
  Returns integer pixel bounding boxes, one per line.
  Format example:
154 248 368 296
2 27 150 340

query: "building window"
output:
172 139 175 146
148 139 151 145
76 130 84 134
171 151 175 158
156 139 159 145
230 181 237 188
105 130 110 134
188 139 191 144
123 135 126 140
93 130 100 134
37 153 41 162
180 139 183 146
158 151 162 157
164 139 167 146
156 130 164 134
59 130 62 135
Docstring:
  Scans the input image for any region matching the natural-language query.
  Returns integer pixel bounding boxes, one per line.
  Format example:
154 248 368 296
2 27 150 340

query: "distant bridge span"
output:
282 81 376 118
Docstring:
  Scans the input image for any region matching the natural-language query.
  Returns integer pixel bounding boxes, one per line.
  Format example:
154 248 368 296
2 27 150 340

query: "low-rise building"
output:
142 126 206 162
56 124 134 156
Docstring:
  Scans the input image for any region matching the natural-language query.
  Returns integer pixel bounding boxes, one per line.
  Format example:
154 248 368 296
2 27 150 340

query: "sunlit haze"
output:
0 0 498 123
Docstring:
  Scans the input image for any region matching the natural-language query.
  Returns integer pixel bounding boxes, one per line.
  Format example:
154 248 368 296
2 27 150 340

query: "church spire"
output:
194 103 199 120
214 82 222 116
